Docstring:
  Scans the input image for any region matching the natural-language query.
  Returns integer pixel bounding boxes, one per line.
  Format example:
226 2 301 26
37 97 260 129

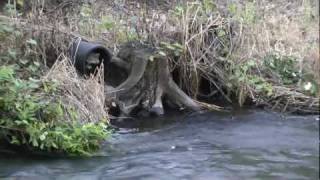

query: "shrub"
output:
0 65 109 156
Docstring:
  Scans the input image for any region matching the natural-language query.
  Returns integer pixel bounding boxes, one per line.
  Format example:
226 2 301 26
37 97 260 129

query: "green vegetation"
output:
228 59 273 105
0 65 108 156
264 54 300 85
0 19 109 156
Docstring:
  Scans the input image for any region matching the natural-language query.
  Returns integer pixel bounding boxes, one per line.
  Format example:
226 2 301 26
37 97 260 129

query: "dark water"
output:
0 110 319 180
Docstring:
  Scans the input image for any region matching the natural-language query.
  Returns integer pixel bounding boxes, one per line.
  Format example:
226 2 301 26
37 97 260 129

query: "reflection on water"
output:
0 110 318 180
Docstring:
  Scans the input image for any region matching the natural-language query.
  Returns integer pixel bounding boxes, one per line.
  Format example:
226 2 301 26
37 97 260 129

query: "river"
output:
0 110 319 180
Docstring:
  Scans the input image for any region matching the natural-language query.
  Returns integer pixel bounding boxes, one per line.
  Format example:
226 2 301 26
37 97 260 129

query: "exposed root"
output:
105 41 202 116
194 100 226 112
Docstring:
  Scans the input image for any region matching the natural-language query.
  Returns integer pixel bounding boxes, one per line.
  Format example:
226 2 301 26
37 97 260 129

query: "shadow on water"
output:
0 109 319 180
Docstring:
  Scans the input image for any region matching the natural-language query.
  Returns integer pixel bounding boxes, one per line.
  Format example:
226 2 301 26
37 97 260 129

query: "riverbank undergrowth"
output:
0 19 110 156
0 0 319 155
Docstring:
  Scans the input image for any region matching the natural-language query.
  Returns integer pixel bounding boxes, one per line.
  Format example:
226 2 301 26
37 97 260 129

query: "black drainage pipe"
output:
70 38 112 75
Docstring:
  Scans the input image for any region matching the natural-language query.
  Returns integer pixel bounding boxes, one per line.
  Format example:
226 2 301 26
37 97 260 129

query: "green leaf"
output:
22 120 29 125
39 134 46 141
100 15 115 30
28 65 38 72
11 136 20 145
52 142 58 149
203 0 216 13
0 65 15 80
8 49 17 59
19 59 28 65
174 51 181 57
217 29 226 37
32 138 39 147
247 60 256 67
33 61 40 67
228 3 238 15
173 6 184 17
40 143 44 149
26 39 37 46
255 84 264 91
0 24 14 33
149 55 154 62
158 51 166 56
172 43 183 49
266 88 273 97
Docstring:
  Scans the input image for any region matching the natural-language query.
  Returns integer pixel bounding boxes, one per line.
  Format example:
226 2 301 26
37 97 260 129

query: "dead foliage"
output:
43 55 108 123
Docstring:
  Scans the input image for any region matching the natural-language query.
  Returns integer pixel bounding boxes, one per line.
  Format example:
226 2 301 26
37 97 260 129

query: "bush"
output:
0 65 109 156
264 54 300 85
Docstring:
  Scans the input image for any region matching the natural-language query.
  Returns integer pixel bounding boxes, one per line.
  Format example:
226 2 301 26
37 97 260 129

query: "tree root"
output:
106 41 201 116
